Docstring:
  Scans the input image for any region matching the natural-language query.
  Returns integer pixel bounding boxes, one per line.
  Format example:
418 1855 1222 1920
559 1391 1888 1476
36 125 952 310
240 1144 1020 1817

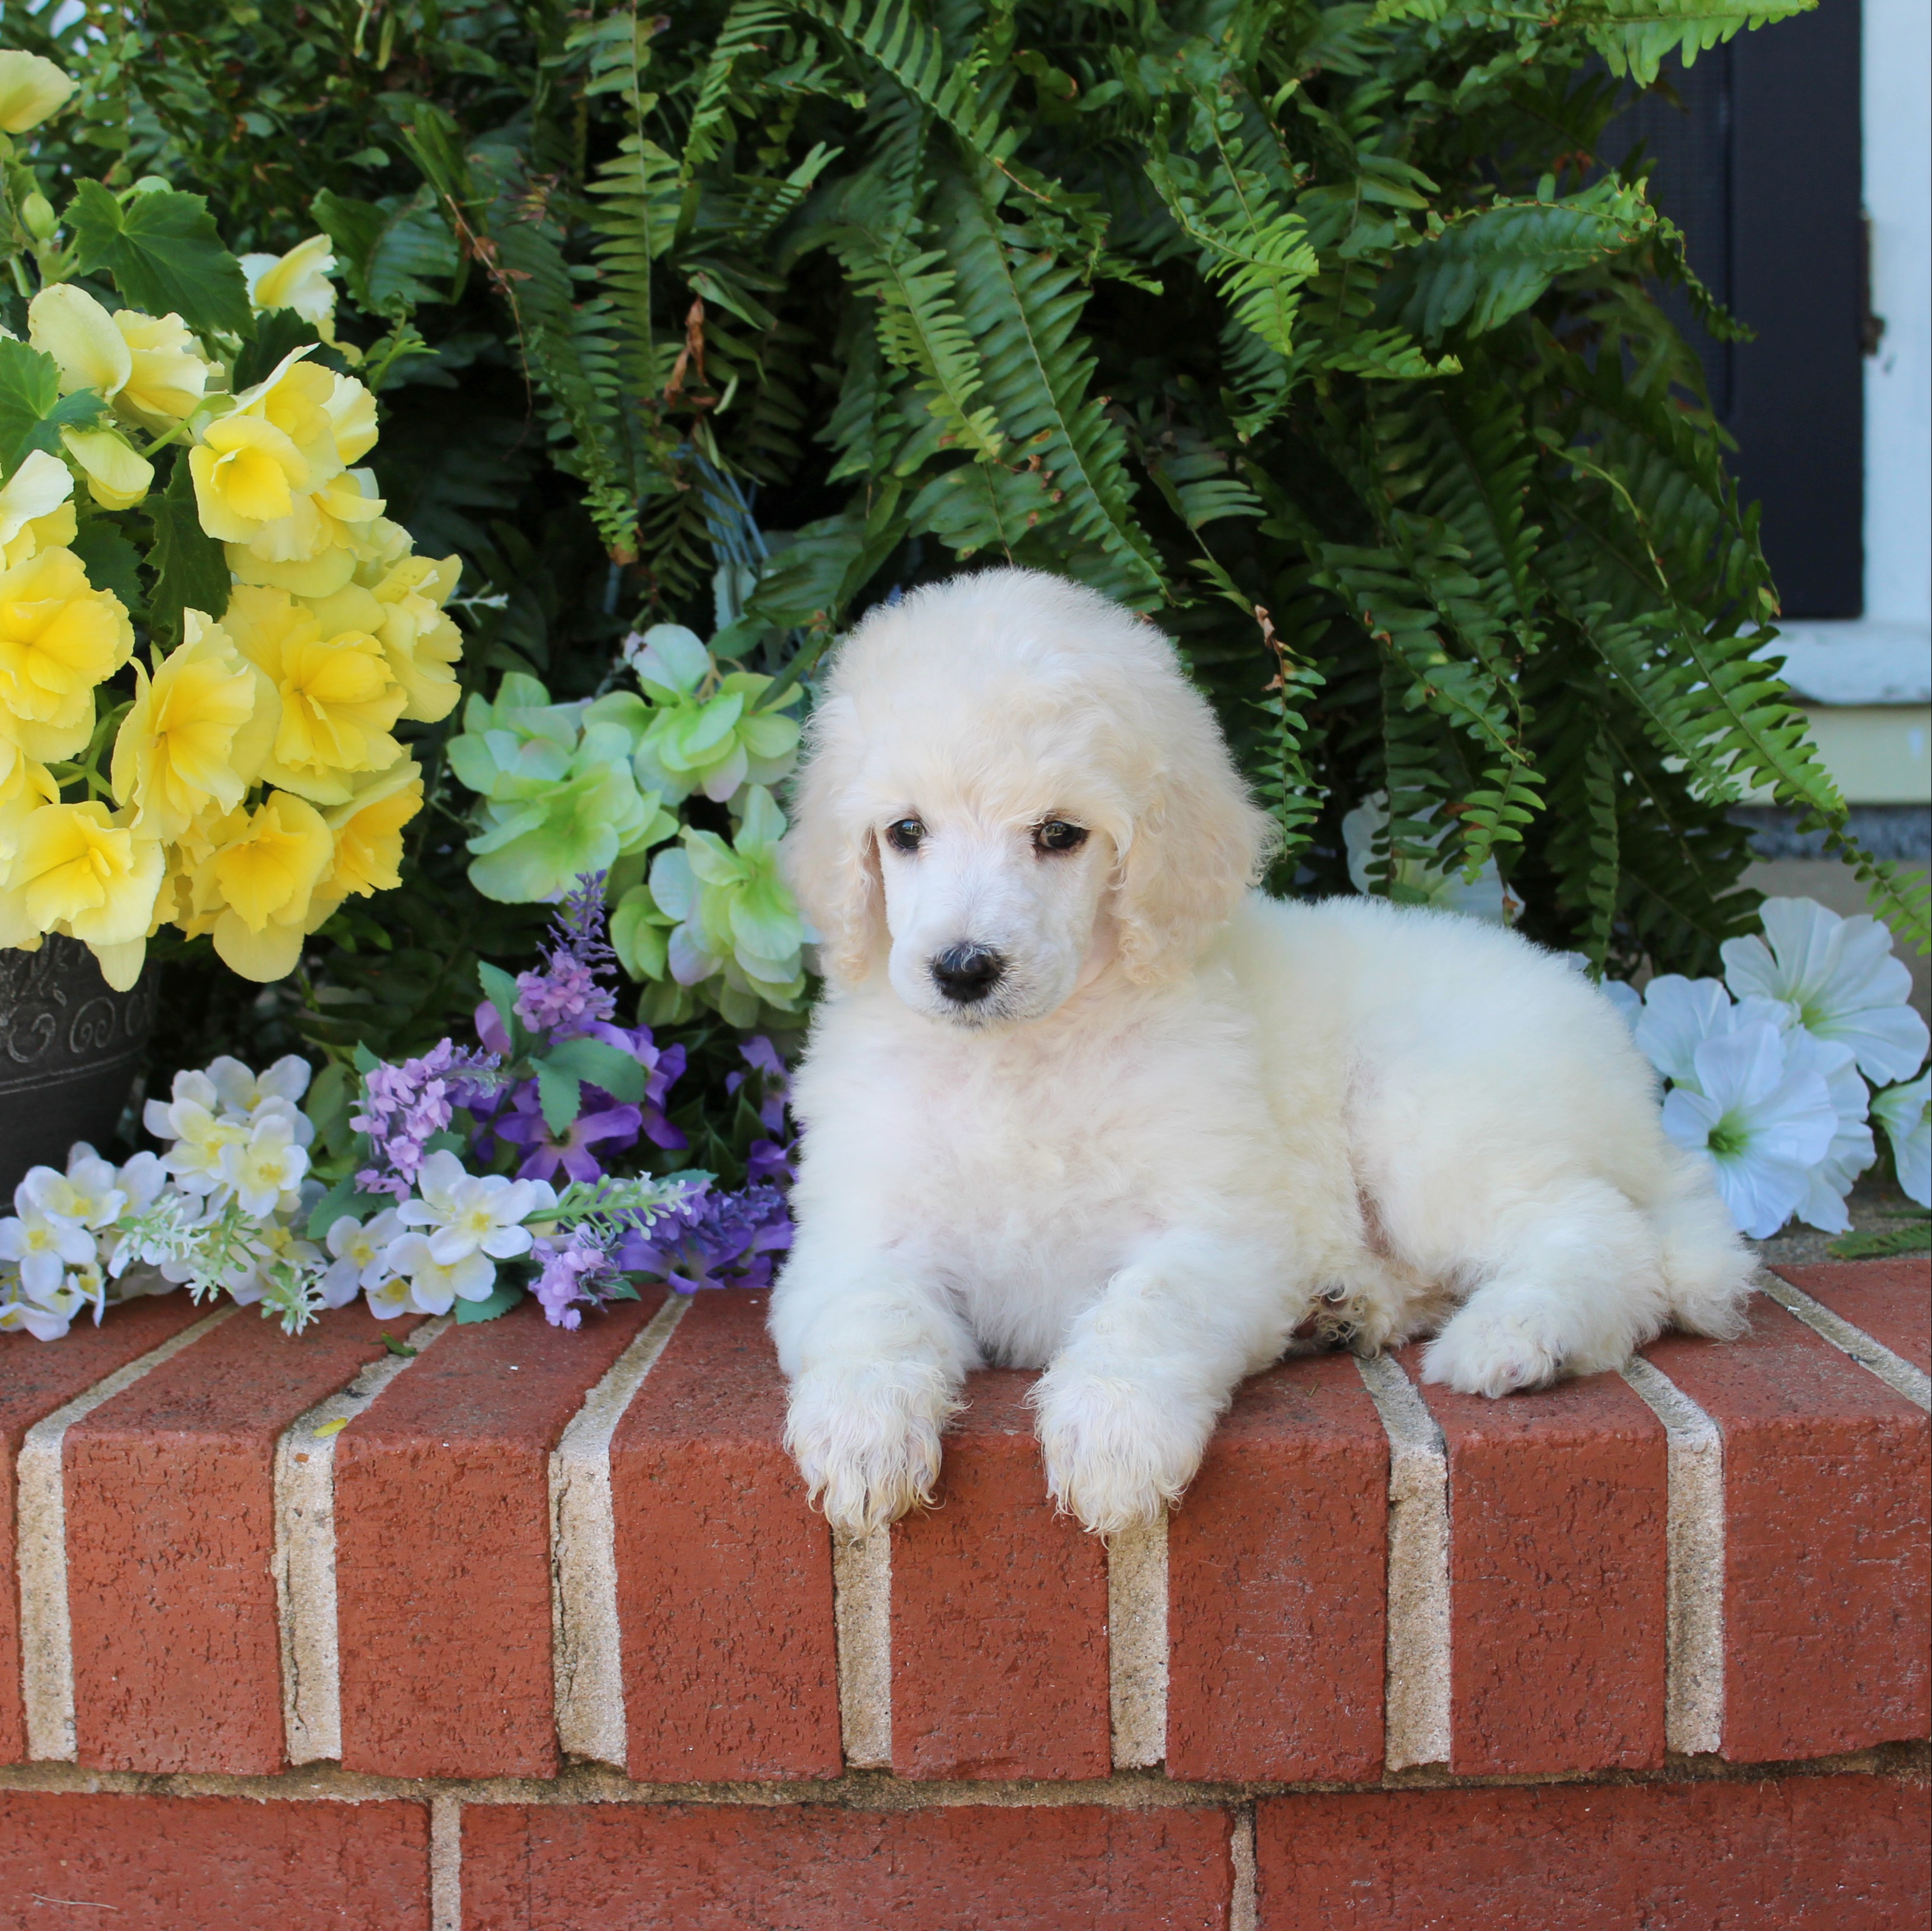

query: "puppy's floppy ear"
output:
780 692 885 986
1112 689 1275 983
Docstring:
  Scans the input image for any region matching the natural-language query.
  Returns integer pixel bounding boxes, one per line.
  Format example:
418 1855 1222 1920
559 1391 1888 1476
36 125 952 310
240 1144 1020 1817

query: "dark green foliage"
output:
10 0 1915 1115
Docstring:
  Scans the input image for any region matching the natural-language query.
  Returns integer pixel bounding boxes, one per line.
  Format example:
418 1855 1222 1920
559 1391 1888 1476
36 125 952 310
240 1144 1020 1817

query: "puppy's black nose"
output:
931 944 1005 1003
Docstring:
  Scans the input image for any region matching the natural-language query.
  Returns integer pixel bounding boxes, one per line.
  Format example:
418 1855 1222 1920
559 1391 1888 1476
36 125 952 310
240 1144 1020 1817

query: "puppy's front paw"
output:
784 1363 958 1537
1033 1369 1209 1537
1421 1305 1563 1396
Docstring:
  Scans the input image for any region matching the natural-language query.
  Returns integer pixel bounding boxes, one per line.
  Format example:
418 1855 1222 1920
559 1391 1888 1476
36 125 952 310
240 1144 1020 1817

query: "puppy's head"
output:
783 569 1272 1026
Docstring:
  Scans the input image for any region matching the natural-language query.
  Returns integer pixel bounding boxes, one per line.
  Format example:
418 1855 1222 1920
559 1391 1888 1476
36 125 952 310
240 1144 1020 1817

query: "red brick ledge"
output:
1 1263 1926 1922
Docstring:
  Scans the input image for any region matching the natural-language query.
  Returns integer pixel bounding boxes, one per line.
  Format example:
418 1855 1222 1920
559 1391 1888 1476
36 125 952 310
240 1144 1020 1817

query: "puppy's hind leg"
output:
1420 1179 1672 1397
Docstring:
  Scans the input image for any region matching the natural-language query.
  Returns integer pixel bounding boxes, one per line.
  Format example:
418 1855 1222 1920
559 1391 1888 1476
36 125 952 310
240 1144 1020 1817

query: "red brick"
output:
1255 1773 1930 1929
334 1297 653 1778
1166 1351 1387 1781
64 1307 423 1773
610 1291 840 1778
462 1801 1231 1930
1646 1297 1930 1761
891 1369 1110 1780
1776 1258 1932 1374
0 1295 208 1763
0 1790 428 1930
1403 1352 1668 1775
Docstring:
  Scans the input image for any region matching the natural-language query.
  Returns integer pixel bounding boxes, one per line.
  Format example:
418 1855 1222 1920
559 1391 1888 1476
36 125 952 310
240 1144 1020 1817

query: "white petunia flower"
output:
1781 1031 1877 1235
215 1112 310 1219
1342 791 1521 924
1598 977 1643 1025
323 1209 403 1309
1629 976 1788 1086
1662 1021 1839 1238
0 1208 97 1299
16 1143 127 1230
383 1230 496 1315
1872 1072 1930 1209
397 1149 553 1264
1721 897 1930 1084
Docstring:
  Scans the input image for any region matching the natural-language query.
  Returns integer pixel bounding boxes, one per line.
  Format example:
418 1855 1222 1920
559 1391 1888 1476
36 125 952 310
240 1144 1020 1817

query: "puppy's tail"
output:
1649 1151 1757 1340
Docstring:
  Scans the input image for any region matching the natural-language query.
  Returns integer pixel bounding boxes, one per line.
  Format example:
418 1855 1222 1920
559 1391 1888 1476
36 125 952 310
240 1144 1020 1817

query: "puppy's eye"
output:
886 818 926 853
1033 819 1089 855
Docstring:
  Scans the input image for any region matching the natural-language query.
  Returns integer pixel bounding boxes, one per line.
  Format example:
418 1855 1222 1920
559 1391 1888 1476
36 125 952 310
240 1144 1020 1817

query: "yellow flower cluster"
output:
0 229 463 991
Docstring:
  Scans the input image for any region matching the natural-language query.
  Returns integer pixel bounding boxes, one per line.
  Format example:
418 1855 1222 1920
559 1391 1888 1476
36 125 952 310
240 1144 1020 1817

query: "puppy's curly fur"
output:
771 569 1753 1536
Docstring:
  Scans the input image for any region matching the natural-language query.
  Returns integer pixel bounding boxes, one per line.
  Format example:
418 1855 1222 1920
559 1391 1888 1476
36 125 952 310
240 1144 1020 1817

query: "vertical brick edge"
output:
834 1530 891 1771
1355 1354 1449 1769
550 1292 685 1769
274 1316 453 1767
1108 1520 1167 1770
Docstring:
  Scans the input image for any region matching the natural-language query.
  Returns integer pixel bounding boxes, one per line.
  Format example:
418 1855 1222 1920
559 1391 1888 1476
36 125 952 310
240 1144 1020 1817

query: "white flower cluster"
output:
0 1143 170 1340
1608 898 1930 1238
322 1152 554 1318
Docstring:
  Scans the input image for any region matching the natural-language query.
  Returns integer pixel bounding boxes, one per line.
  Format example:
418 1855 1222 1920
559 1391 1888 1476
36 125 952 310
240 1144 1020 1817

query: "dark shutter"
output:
1605 0 1866 617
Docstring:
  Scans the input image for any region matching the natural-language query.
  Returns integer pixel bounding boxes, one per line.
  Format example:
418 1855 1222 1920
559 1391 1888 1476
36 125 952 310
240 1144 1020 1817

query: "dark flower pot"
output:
0 937 158 1202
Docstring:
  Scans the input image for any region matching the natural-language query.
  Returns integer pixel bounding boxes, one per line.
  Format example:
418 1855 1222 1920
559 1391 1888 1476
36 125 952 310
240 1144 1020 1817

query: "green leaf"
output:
379 1332 419 1358
68 182 254 339
143 450 231 649
540 1035 648 1103
0 339 103 471
1827 1216 1931 1261
303 1177 396 1243
476 962 529 1053
313 187 455 316
456 1282 527 1323
70 516 145 615
536 1061 581 1136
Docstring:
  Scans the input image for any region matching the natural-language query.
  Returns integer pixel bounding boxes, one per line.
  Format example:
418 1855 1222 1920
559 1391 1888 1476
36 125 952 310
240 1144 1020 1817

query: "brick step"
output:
2 1267 1925 1785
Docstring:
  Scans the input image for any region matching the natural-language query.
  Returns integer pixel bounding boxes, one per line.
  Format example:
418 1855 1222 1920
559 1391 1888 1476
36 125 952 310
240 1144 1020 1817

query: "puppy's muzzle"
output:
931 943 1007 1005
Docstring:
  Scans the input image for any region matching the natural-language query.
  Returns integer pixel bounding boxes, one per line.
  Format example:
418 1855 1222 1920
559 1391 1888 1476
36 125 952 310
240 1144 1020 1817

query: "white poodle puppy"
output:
770 568 1752 1537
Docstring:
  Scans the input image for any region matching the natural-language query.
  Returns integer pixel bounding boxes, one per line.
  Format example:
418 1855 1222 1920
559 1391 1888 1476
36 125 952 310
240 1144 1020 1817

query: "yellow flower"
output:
0 50 74 134
113 311 212 427
224 468 387 596
305 563 462 724
224 584 406 803
60 426 153 510
233 347 342 478
325 374 378 466
239 235 338 342
28 284 131 399
307 759 424 928
111 611 278 843
191 790 334 981
0 546 135 759
0 802 163 983
188 414 310 541
0 449 75 568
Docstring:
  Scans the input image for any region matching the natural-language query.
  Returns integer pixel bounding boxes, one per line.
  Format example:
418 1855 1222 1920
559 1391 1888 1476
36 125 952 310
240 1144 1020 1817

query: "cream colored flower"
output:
61 426 153 510
28 284 131 399
111 611 278 843
0 546 135 759
0 50 75 133
224 583 406 803
239 235 338 341
191 789 335 981
188 414 309 541
113 311 212 426
0 450 75 567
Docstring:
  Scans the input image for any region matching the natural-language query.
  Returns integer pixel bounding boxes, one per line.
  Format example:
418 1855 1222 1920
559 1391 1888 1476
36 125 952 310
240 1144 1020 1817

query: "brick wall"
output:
1 1262 1926 1928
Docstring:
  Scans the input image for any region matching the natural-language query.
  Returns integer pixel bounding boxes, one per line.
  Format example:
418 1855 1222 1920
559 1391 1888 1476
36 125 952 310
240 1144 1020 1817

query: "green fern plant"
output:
16 0 1917 1050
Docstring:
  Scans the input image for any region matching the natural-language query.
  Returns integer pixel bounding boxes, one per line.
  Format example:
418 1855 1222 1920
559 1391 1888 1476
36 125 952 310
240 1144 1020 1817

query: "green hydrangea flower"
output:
447 676 676 903
591 623 801 807
611 788 810 1027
